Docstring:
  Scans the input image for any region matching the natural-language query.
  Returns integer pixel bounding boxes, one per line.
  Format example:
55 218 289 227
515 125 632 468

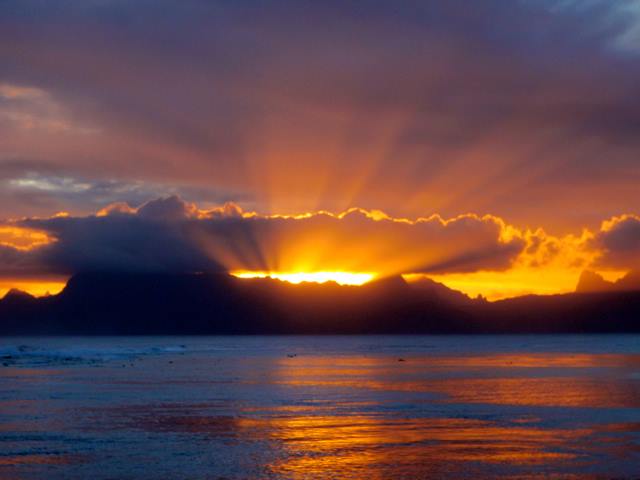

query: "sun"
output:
230 271 376 286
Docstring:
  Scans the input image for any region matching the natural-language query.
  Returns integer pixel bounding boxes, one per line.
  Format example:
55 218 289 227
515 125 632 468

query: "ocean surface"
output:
1 335 640 479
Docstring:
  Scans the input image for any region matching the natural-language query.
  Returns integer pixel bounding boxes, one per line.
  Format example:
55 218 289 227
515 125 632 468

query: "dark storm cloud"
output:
0 0 639 227
592 215 640 269
2 196 525 277
3 196 639 282
17 200 224 275
0 244 43 278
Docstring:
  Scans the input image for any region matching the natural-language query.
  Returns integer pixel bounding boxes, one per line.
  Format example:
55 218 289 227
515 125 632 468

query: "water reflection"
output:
259 414 588 478
248 352 640 477
271 353 640 407
1 337 640 479
100 403 638 479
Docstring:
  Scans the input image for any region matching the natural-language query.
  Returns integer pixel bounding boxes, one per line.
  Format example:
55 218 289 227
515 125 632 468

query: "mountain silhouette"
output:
576 270 640 293
575 270 614 293
2 289 35 303
0 272 639 334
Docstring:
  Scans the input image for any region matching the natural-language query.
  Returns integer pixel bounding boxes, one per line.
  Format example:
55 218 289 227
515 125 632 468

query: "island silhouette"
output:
1 271 639 334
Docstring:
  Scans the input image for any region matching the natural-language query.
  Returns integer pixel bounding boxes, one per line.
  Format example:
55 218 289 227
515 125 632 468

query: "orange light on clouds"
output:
0 201 632 301
231 270 376 286
0 225 54 251
197 208 524 290
192 205 626 299
412 224 616 301
0 225 63 297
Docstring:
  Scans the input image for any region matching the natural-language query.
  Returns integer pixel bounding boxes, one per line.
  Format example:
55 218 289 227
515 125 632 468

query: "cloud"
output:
592 214 640 269
0 165 253 218
0 84 46 100
0 196 637 301
0 242 49 278
0 82 96 134
17 205 220 276
0 196 528 277
136 195 199 221
0 1 639 227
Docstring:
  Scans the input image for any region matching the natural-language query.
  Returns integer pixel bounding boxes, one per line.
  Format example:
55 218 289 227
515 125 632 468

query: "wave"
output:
0 343 188 366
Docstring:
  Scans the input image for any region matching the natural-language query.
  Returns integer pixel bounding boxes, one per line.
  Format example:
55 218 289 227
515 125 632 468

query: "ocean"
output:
1 335 639 479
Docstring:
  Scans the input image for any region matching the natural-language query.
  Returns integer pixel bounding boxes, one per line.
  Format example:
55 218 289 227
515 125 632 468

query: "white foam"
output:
0 342 188 366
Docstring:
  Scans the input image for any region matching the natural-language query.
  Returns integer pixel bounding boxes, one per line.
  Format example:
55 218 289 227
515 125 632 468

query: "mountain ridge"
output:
0 272 638 334
576 270 640 294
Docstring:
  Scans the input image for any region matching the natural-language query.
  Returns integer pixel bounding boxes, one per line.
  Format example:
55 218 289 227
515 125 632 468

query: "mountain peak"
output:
576 270 613 293
2 271 640 334
3 288 34 300
616 270 640 292
406 276 472 303
576 270 640 293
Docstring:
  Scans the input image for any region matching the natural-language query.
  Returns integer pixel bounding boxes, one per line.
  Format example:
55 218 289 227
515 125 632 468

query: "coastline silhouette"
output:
2 271 639 335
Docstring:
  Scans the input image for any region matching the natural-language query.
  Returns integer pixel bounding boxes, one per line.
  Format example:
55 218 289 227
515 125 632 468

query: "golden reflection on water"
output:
112 404 601 478
275 352 640 370
3 350 639 478
270 353 640 408
237 353 638 478
243 414 590 479
422 377 640 408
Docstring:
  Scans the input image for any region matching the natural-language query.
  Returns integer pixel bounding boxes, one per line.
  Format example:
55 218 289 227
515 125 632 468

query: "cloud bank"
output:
1 197 521 278
0 197 637 286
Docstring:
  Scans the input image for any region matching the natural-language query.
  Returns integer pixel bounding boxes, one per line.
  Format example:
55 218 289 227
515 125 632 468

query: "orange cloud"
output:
0 225 55 251
1 197 638 300
426 222 631 300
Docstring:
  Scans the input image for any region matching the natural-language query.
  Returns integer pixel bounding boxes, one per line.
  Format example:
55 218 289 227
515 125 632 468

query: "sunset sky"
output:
1 0 639 299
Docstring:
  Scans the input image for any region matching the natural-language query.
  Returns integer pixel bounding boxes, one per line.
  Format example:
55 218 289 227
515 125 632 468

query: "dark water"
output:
1 335 640 479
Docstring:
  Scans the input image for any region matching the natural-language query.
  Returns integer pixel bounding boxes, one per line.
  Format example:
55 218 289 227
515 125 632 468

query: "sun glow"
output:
0 279 67 298
231 270 376 286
